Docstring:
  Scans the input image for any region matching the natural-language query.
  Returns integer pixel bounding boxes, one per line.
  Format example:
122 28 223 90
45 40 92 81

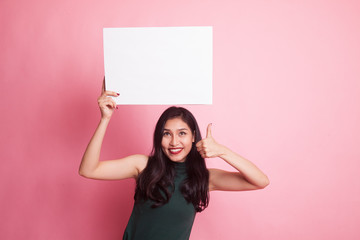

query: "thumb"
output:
101 76 105 94
206 123 212 138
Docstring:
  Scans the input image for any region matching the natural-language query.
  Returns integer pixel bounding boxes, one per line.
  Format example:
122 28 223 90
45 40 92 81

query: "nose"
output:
170 135 179 146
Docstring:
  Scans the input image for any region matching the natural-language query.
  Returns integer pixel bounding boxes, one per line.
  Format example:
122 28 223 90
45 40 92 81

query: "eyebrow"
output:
163 128 190 131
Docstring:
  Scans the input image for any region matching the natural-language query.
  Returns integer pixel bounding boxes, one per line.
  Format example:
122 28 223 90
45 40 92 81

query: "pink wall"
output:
1 0 360 239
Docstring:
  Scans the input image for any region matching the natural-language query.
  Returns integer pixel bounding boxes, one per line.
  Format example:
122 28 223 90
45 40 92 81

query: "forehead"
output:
164 118 191 130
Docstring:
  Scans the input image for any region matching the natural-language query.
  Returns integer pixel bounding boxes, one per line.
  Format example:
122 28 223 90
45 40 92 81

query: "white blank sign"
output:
103 26 212 105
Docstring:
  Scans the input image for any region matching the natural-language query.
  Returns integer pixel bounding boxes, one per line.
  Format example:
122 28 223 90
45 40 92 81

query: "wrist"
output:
218 144 229 158
100 117 111 124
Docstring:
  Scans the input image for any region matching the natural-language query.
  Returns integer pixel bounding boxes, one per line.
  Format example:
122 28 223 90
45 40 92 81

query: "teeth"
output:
169 148 182 153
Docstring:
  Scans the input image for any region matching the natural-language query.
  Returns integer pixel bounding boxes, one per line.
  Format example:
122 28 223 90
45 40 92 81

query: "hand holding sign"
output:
98 78 120 120
196 124 224 159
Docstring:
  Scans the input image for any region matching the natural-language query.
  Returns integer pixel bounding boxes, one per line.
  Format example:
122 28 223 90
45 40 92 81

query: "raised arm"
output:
79 82 147 180
196 124 269 191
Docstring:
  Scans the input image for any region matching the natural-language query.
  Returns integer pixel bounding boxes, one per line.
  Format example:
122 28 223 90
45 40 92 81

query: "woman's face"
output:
161 117 194 163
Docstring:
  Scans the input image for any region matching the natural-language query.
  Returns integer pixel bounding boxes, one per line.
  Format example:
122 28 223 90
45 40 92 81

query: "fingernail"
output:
117 93 120 96
116 106 118 109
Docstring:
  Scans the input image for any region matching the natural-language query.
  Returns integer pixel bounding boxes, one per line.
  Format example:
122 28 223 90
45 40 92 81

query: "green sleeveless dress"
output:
123 162 196 240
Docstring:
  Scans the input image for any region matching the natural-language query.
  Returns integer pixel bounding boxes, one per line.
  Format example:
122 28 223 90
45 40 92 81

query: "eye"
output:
179 131 187 136
163 131 171 136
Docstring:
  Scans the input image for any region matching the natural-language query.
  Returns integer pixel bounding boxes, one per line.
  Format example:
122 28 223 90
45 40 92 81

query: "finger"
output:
110 99 117 109
105 91 120 97
112 99 117 109
206 123 212 138
102 76 106 94
105 103 115 110
102 91 120 98
102 99 116 109
98 97 113 105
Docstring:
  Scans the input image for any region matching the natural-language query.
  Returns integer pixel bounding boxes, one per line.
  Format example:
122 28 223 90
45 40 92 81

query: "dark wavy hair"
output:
134 106 209 212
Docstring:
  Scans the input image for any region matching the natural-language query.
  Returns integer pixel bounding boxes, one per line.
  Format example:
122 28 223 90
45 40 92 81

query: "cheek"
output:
161 138 167 148
184 137 193 149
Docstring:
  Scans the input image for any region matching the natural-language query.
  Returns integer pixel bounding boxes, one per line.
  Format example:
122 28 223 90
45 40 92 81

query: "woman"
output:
79 87 269 240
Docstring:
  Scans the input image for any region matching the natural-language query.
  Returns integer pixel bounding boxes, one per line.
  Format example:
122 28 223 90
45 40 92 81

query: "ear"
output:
192 131 195 142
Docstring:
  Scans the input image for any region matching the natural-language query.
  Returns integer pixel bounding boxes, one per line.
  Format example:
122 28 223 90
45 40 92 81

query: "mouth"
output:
168 148 183 155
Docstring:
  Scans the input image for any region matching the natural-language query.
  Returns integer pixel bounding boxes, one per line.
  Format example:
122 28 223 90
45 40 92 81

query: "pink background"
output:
1 0 360 239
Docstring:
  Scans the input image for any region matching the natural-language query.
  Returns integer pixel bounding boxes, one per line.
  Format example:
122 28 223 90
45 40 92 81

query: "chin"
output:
168 156 186 163
164 152 187 163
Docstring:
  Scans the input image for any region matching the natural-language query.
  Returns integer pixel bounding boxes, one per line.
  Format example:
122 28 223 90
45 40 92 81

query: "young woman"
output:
79 87 269 240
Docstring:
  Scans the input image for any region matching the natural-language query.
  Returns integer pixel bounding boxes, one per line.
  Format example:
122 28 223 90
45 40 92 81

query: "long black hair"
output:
134 106 209 212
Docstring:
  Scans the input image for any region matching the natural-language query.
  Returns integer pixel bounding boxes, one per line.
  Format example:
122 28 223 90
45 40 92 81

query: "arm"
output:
79 83 147 180
196 124 269 191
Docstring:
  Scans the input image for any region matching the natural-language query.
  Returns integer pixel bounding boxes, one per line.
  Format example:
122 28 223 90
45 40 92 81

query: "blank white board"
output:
103 26 212 105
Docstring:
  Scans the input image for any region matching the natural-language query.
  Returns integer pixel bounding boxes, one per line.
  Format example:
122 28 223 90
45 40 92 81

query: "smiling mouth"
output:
169 148 183 154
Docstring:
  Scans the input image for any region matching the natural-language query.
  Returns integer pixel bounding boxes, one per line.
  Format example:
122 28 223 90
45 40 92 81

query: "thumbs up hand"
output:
196 124 224 159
